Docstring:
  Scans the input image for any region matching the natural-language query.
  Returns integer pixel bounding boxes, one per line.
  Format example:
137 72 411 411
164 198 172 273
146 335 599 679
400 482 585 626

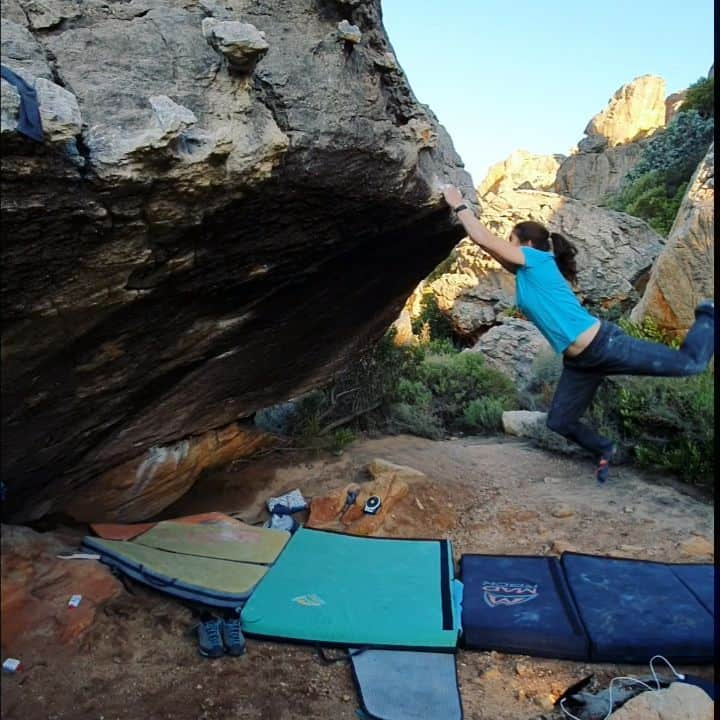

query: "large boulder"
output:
426 240 515 337
457 188 664 318
554 75 674 204
554 141 646 204
468 318 552 387
630 144 714 333
1 1 475 522
584 75 666 147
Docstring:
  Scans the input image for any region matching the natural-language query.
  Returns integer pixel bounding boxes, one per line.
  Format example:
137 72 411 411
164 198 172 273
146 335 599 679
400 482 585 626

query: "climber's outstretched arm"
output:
441 185 525 271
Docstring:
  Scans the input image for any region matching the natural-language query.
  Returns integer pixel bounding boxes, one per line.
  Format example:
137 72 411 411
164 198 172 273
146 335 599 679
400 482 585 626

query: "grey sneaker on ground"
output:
221 617 246 656
197 618 224 658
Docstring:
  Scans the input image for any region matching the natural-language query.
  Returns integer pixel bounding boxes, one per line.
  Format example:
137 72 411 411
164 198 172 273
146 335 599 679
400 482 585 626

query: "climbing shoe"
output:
221 616 246 656
595 445 615 484
695 299 715 318
196 617 224 658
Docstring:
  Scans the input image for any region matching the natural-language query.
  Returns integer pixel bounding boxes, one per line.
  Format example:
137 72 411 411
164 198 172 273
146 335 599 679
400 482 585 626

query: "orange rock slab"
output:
1 524 122 661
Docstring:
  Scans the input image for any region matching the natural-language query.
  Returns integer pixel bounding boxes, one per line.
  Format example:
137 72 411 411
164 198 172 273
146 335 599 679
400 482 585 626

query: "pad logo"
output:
482 581 538 607
292 594 325 607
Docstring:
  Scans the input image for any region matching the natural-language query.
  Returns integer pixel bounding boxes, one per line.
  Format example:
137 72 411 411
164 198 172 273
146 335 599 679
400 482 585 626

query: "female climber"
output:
440 184 715 482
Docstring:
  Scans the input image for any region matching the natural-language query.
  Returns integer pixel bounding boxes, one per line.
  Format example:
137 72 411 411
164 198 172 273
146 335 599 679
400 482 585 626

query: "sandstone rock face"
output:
390 308 415 346
478 149 565 196
64 423 278 523
554 142 645 204
664 90 687 125
584 75 666 146
1 1 474 522
428 240 515 337
468 318 552 386
630 145 714 333
1 524 122 659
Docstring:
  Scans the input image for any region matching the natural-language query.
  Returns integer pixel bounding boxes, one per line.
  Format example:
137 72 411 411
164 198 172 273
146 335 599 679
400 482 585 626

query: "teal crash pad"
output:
240 528 460 649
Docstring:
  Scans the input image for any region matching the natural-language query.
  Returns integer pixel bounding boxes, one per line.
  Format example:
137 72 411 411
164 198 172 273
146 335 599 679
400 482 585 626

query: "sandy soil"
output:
1 434 714 720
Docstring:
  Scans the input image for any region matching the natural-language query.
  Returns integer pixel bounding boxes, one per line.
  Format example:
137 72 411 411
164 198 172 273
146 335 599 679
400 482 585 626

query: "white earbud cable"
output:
559 654 686 720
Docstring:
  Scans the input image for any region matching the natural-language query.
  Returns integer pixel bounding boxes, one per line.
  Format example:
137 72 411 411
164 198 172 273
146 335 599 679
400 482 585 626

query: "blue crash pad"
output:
668 563 714 616
562 553 715 663
460 554 589 660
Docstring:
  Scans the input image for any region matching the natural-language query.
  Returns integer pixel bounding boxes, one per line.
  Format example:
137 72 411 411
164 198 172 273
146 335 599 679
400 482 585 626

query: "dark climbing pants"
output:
546 309 715 457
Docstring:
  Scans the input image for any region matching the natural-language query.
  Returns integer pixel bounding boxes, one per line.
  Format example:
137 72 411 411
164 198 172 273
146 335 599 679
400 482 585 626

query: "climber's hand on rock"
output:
441 184 464 208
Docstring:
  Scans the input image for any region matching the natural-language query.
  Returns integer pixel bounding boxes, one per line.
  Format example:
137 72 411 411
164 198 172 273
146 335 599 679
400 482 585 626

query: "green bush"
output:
617 316 681 348
521 349 563 410
330 428 355 454
608 171 687 235
387 401 444 439
609 371 714 486
680 76 714 118
608 109 713 234
409 351 517 430
395 378 433 409
588 314 713 487
625 110 713 183
462 397 507 432
411 292 455 342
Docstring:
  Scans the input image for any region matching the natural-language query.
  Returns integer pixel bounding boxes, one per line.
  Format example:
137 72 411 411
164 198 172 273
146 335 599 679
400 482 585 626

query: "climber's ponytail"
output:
512 221 578 284
548 232 578 284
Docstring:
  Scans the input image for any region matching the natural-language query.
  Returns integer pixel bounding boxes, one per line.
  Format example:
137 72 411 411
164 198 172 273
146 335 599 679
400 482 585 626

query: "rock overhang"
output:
1 0 474 521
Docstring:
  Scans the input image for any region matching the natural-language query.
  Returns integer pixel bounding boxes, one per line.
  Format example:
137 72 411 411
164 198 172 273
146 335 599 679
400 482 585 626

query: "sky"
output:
381 0 715 184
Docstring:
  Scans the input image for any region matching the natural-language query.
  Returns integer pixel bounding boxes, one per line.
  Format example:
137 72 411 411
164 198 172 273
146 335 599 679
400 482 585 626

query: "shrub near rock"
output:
592 371 714 487
608 110 713 235
515 317 713 485
410 351 517 431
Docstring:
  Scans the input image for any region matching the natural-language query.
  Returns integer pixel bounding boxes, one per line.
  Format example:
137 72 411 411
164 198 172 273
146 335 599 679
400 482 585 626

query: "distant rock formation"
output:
554 142 646 204
555 75 681 204
630 144 714 333
664 90 688 125
478 149 566 196
584 74 667 147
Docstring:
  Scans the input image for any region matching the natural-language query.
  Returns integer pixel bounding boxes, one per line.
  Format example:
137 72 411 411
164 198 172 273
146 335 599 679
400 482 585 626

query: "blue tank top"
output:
516 247 597 353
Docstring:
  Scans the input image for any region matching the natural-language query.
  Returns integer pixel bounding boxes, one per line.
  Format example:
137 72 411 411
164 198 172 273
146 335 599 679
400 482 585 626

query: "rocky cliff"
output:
1 0 474 521
555 75 669 204
630 144 714 333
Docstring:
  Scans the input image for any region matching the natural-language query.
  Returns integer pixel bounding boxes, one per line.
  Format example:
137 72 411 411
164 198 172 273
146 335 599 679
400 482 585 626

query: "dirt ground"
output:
1 434 715 720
